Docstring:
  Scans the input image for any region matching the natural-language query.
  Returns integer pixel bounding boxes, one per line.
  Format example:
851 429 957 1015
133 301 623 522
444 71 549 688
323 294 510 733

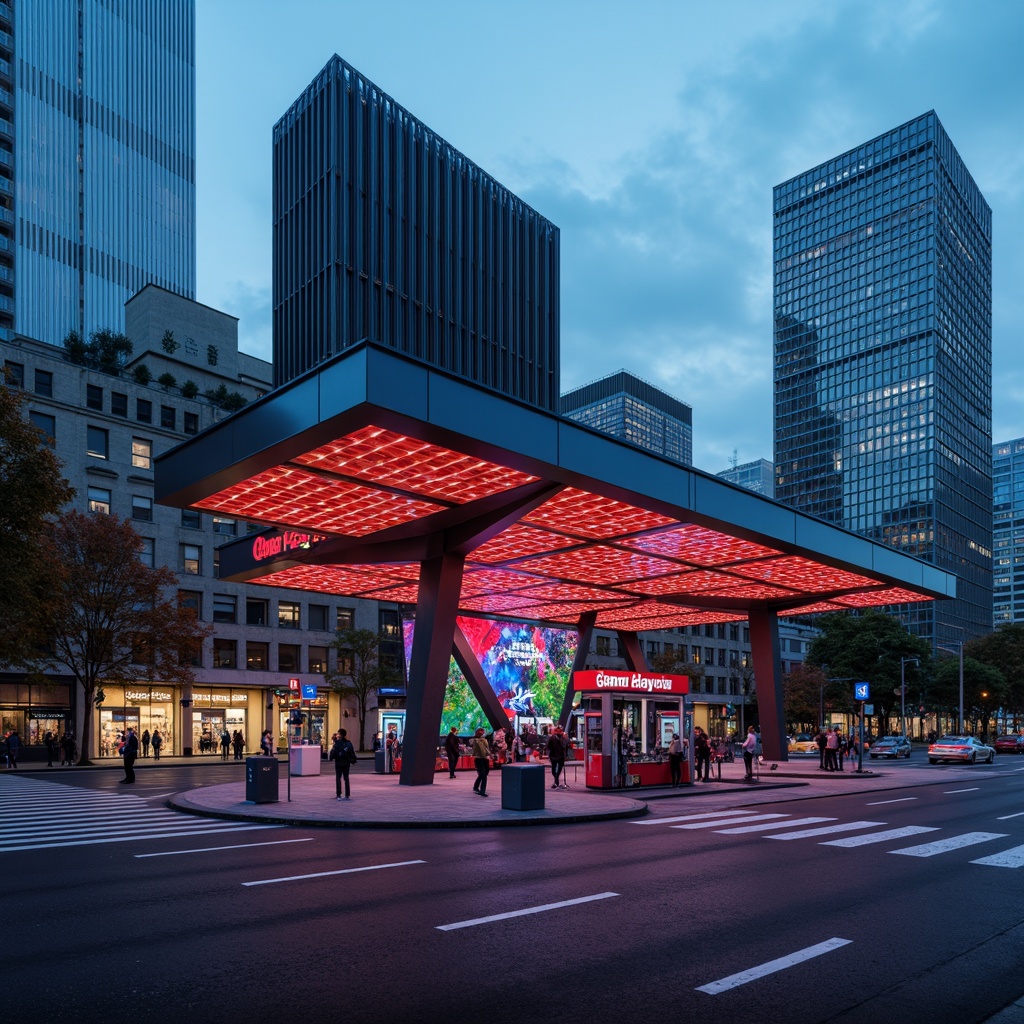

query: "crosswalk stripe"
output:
970 844 1024 868
671 813 789 830
2 825 280 853
630 810 754 826
766 820 887 841
889 832 1007 858
822 826 939 848
715 816 836 834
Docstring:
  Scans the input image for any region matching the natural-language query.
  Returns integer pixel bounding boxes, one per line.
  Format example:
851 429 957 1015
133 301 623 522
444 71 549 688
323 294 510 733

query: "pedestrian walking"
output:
694 727 711 782
547 726 566 789
141 729 151 758
151 729 163 759
329 728 357 799
444 727 460 778
61 731 76 766
5 729 19 770
668 733 684 787
471 727 491 797
120 726 139 784
232 729 244 760
44 731 57 767
219 727 230 760
741 725 757 781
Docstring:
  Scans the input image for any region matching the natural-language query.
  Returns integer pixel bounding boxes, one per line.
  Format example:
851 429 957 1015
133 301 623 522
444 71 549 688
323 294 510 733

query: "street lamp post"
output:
936 641 965 734
899 657 919 739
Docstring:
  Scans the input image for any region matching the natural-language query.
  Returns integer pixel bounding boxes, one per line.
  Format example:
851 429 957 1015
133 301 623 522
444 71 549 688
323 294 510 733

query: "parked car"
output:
994 734 1024 754
869 735 912 759
788 733 819 755
927 735 996 764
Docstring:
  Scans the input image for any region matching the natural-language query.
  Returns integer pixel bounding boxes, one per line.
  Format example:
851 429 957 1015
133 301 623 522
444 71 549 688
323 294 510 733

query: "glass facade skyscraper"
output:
272 56 560 408
992 438 1024 627
561 370 693 466
717 458 775 498
773 111 992 646
7 0 195 345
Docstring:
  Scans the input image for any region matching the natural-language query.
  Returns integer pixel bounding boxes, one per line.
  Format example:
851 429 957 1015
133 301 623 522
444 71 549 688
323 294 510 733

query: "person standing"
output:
261 729 274 757
61 731 76 766
329 728 357 800
667 733 684 787
44 731 57 768
141 729 151 758
816 728 828 770
547 727 566 789
120 726 139 784
444 727 460 778
825 727 839 771
219 727 230 761
741 725 757 781
6 729 19 770
471 727 491 797
151 729 163 760
694 727 711 782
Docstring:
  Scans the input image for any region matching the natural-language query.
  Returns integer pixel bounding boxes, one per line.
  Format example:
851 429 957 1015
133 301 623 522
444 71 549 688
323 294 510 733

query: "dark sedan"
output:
994 734 1024 754
869 735 912 759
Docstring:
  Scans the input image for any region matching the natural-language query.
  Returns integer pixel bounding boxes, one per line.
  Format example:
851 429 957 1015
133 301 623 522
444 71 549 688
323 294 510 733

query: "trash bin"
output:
374 749 387 774
245 756 279 803
500 764 546 811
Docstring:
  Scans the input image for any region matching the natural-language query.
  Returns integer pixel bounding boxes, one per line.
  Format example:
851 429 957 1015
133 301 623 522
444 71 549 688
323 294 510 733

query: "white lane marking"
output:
695 937 852 994
437 892 619 931
889 832 1007 858
997 811 1024 820
672 814 789 830
715 817 836 835
243 859 426 887
971 844 1024 868
822 826 939 848
630 811 753 826
766 821 887 841
944 788 980 794
136 838 314 858
1 825 280 853
139 792 177 800
866 797 918 806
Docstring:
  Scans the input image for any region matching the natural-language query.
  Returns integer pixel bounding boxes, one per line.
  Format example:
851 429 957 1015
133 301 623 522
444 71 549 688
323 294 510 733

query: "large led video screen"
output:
402 615 579 733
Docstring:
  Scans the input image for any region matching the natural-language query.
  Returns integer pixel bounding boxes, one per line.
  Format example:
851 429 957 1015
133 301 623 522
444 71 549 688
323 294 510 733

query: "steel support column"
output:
400 551 465 785
748 608 786 761
558 611 597 729
617 630 649 672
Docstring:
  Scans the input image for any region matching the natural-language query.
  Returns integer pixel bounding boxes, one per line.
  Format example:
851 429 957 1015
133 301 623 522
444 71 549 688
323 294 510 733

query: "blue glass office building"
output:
6 0 195 344
992 438 1024 626
272 56 560 408
773 112 992 646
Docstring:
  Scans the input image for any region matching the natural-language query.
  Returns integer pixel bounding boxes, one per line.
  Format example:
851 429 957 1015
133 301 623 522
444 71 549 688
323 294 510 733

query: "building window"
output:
379 608 400 638
86 384 103 410
138 537 155 567
181 544 201 575
87 425 108 459
308 604 329 632
88 487 111 515
131 495 153 522
181 509 201 529
246 598 268 626
212 516 236 536
308 646 328 673
337 607 355 631
111 392 128 417
177 590 202 617
213 639 237 669
278 601 300 629
29 411 56 442
137 398 152 423
278 644 300 672
3 361 24 387
246 642 268 671
213 594 237 624
161 405 176 430
183 411 199 435
132 437 153 470
596 635 611 657
34 370 53 397
213 549 220 579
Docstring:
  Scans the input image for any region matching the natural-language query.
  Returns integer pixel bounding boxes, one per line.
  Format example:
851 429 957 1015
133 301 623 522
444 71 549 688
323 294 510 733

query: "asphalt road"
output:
4 760 1024 1024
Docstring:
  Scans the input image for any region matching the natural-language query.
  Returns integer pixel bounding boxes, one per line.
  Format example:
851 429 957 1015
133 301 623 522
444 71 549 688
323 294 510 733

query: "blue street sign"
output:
854 682 870 701
301 684 318 700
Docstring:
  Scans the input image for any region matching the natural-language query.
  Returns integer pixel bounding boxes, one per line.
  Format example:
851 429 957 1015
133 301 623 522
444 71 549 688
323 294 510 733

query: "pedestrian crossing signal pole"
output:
854 682 871 774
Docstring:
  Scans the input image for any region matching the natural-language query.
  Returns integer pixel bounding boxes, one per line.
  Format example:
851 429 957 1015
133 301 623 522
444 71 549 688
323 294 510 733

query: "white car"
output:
927 735 995 765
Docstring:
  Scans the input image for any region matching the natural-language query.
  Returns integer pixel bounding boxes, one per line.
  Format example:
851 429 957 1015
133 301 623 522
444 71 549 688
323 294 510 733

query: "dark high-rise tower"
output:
773 112 992 646
272 56 560 409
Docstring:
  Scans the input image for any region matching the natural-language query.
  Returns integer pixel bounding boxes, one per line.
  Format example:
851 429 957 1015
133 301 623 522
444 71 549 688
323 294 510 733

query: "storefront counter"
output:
289 744 322 776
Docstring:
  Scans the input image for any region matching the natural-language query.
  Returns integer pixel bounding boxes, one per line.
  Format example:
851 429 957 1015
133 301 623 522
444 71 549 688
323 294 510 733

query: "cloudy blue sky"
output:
195 0 1024 472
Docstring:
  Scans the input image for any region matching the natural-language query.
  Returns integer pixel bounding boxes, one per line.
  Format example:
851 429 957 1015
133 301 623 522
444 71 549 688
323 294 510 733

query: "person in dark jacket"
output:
444 727 460 778
547 727 566 789
120 727 139 783
151 729 163 760
329 729 357 799
471 728 491 796
4 729 19 769
44 731 57 768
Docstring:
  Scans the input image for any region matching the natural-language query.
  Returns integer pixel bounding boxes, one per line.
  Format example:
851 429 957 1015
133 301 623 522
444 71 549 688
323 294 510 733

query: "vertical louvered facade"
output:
11 0 195 344
272 56 560 410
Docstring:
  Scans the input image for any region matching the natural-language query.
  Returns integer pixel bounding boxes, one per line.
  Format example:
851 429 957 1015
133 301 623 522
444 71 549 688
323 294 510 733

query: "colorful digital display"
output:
402 615 579 734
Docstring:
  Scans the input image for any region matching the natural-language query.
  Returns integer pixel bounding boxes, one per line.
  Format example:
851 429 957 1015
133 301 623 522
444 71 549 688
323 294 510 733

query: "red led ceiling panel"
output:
783 601 845 616
194 465 442 536
621 524 783 566
835 588 933 607
458 593 547 614
459 568 548 597
515 546 681 586
251 563 415 595
469 524 580 564
292 426 539 502
708 583 801 601
503 600 636 623
729 556 880 593
598 609 745 631
360 583 423 603
622 569 760 597
522 487 676 539
505 582 629 604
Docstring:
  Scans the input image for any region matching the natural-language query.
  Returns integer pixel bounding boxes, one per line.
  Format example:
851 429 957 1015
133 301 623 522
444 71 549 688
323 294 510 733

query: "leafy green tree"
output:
88 328 133 372
131 363 153 385
158 372 177 389
62 329 89 364
932 656 1006 738
966 624 1024 728
29 512 210 764
0 380 75 667
324 628 400 750
180 379 199 398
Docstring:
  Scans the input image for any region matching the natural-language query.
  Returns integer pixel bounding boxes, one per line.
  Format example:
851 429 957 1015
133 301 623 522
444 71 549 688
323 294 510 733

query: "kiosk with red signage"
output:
574 670 691 789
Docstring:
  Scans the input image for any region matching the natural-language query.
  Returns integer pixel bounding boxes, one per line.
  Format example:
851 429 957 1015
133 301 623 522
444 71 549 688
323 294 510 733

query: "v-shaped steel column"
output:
749 608 786 761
